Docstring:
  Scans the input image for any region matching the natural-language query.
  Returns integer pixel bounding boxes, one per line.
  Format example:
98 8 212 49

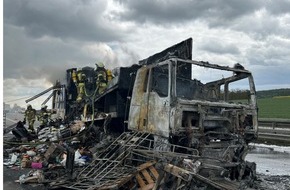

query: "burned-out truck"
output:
64 38 258 144
49 38 258 189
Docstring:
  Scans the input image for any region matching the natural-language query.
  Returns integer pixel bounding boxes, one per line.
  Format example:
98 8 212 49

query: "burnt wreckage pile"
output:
4 38 259 189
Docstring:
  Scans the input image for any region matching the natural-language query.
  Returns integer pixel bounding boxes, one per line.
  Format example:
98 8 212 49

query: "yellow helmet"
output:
96 62 104 69
41 104 47 109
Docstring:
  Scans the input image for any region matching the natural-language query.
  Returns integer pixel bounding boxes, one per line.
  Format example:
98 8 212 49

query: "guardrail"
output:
258 118 290 143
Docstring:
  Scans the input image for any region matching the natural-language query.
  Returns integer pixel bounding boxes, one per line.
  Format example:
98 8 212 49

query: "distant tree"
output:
220 89 250 100
229 89 249 100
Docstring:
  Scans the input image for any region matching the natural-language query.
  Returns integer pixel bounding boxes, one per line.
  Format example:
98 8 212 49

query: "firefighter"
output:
72 69 78 85
37 104 51 131
24 104 37 133
95 62 108 94
75 68 86 102
106 69 113 82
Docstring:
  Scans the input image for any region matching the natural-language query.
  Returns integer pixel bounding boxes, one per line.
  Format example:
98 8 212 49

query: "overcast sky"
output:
3 0 290 108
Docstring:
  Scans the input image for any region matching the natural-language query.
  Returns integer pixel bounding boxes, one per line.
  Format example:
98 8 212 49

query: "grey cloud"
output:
4 0 125 42
4 24 93 82
246 36 290 66
116 0 262 24
4 78 50 97
198 39 240 55
265 0 290 15
116 0 290 40
4 23 140 83
230 11 289 40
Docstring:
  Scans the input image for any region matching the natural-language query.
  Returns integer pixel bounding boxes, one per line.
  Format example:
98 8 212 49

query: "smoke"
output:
82 42 140 70
24 42 141 85
118 44 140 67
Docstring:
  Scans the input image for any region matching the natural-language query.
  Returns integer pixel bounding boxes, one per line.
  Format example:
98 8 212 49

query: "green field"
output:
257 97 290 119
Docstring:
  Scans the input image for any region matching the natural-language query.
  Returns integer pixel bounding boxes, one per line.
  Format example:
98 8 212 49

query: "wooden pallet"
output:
136 162 159 190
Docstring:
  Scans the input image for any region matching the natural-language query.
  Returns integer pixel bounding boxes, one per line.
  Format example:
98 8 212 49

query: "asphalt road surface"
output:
3 166 46 190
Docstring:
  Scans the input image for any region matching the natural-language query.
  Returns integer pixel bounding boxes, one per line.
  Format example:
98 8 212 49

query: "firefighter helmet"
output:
41 104 47 109
95 62 104 70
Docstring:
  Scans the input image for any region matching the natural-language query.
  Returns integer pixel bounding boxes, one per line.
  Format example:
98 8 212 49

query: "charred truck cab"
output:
129 57 258 153
129 39 257 141
125 39 258 186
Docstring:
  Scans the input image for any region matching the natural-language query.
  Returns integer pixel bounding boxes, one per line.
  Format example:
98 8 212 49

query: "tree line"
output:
220 88 290 100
